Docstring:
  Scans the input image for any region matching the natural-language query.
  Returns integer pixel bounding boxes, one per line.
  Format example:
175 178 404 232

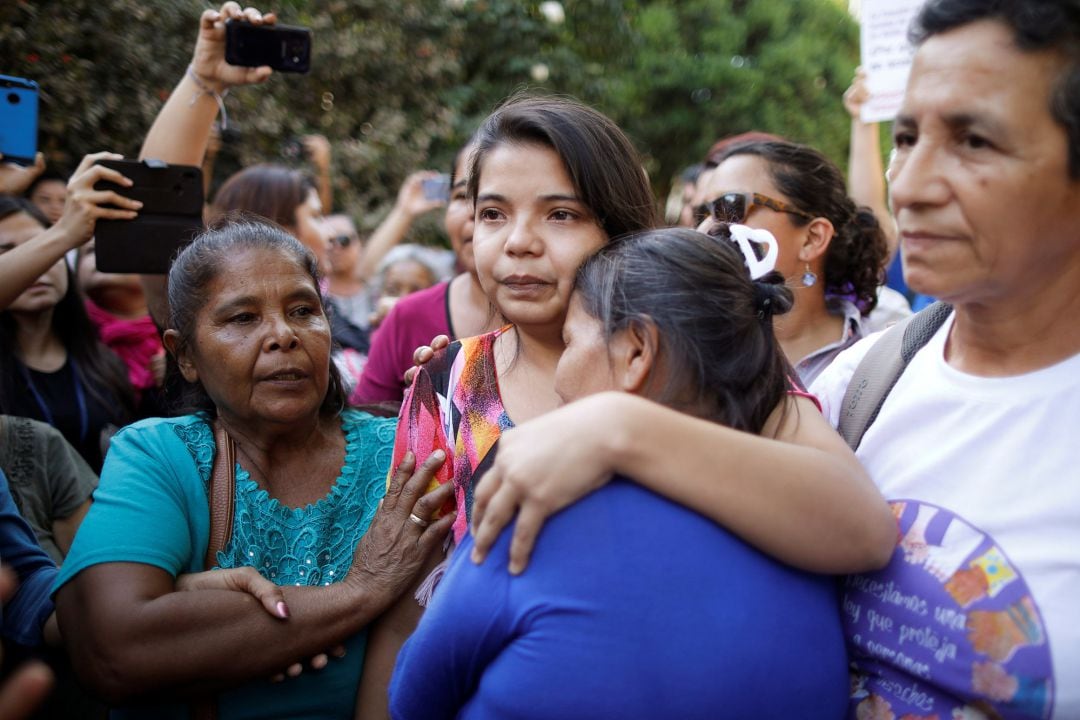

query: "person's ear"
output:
162 329 198 383
609 317 659 395
798 216 835 263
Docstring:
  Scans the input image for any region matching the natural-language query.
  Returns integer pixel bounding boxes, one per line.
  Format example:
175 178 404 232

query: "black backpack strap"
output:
838 302 953 451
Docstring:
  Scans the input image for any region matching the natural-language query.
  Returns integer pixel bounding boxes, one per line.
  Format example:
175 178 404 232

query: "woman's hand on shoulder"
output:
470 393 622 574
51 152 142 249
346 451 453 606
190 2 277 93
403 334 450 385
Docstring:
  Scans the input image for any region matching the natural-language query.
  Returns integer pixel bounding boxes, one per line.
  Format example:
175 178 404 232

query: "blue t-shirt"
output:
55 409 395 720
389 479 849 720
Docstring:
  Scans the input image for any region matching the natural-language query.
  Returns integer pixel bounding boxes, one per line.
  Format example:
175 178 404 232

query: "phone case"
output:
93 159 204 274
0 75 39 166
225 20 312 74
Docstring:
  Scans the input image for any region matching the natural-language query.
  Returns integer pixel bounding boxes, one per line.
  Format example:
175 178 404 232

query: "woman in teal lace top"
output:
52 218 453 719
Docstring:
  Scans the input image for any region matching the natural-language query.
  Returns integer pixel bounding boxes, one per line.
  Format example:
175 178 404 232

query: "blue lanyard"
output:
18 357 89 443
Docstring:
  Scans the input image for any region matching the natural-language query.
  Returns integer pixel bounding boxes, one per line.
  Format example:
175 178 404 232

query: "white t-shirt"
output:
812 314 1080 720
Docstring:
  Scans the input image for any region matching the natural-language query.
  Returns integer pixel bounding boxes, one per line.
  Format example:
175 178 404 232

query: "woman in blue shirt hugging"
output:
389 225 850 719
53 220 452 719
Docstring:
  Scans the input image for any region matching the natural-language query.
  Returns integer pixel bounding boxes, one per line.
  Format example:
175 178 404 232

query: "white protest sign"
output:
860 0 923 123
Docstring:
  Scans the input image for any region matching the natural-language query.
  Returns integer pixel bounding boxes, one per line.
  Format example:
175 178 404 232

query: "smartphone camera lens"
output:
288 41 307 64
7 93 20 105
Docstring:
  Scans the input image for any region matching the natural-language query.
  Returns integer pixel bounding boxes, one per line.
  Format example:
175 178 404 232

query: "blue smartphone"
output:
422 174 451 202
0 75 39 166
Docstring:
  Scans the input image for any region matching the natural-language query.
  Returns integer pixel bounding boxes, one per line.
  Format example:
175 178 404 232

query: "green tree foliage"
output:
1 0 858 233
559 0 859 186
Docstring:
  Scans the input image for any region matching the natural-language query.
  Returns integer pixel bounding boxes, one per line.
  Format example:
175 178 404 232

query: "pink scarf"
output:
85 299 163 392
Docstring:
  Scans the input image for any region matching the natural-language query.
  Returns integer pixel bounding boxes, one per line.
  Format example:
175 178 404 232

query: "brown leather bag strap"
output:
192 421 236 720
204 420 236 570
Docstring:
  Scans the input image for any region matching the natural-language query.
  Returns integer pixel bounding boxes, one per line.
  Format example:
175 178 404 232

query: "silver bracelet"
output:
186 65 230 130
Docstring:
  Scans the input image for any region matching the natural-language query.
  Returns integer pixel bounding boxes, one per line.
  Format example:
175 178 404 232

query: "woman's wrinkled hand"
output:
191 2 277 93
403 334 450 385
51 152 142 250
347 451 453 605
470 394 620 574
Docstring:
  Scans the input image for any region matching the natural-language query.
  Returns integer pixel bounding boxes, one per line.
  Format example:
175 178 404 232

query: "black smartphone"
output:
0 75 39 166
225 20 312 74
93 159 204 274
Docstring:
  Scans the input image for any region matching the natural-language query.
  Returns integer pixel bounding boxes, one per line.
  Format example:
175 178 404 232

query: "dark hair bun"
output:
752 271 794 320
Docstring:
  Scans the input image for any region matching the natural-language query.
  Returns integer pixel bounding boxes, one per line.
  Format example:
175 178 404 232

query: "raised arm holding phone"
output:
0 153 140 312
136 2 278 324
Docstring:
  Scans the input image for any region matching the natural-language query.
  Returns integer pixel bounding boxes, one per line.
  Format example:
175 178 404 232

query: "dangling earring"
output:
801 263 818 288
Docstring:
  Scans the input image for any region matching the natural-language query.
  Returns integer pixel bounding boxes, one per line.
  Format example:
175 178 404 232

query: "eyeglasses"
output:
694 192 815 226
329 234 355 248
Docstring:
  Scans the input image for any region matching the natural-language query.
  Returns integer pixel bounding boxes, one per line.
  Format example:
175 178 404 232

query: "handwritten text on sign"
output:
860 0 922 122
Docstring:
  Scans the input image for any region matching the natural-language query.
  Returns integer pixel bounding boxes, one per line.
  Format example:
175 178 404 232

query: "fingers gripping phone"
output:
0 75 39 166
93 159 204 274
225 20 312 74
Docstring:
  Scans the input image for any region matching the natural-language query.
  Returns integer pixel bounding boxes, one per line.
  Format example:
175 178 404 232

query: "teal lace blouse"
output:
170 408 394 583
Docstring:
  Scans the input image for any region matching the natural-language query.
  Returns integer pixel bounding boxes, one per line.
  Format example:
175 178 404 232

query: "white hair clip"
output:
727 224 778 280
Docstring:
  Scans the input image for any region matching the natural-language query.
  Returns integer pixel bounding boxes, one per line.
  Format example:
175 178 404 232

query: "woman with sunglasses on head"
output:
696 140 890 387
390 226 853 719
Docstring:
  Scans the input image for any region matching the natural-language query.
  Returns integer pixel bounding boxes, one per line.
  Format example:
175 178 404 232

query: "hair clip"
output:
728 224 778 280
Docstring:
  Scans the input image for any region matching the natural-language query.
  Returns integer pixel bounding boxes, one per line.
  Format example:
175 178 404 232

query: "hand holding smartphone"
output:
92 159 204 274
225 19 312 73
